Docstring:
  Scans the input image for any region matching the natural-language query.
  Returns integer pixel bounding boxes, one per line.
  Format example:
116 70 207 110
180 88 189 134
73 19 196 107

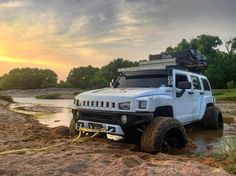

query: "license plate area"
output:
89 123 103 130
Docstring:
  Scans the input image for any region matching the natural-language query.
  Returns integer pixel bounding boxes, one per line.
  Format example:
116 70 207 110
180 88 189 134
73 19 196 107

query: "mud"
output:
0 99 234 175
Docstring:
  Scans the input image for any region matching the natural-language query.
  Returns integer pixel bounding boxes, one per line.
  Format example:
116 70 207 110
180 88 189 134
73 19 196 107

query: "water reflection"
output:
13 97 73 127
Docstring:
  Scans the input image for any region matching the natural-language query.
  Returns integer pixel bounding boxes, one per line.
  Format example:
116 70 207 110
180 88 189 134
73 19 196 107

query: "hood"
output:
77 87 171 99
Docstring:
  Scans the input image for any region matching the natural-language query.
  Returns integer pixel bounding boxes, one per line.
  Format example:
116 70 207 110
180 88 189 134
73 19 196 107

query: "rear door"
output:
189 75 203 120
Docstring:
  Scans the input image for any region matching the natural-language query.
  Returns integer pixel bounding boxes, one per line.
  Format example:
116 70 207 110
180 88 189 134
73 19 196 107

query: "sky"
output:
0 0 235 80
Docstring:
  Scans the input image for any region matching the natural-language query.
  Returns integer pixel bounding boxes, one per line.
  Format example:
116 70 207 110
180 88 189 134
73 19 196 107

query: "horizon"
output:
0 0 236 80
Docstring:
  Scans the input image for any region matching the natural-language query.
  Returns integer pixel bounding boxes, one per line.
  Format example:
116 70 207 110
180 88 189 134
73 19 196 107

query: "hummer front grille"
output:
76 100 116 110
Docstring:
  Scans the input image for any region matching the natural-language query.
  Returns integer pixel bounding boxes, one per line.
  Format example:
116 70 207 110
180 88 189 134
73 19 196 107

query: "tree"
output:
190 34 222 56
165 46 175 53
99 58 139 86
164 39 190 53
0 68 58 89
66 58 138 89
163 34 235 89
66 66 99 89
176 39 191 51
225 37 236 54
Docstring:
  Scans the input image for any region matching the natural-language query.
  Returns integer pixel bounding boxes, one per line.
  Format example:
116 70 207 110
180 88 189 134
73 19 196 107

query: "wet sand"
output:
0 99 234 175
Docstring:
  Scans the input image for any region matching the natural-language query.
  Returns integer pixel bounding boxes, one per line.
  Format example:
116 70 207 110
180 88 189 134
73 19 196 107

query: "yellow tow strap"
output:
0 128 106 155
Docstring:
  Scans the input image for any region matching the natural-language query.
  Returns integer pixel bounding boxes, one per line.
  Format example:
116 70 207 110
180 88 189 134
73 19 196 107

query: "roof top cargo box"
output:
149 49 207 71
118 49 207 73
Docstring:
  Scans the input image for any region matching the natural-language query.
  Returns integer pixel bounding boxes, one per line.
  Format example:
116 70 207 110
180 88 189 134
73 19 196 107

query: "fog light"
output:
121 115 128 124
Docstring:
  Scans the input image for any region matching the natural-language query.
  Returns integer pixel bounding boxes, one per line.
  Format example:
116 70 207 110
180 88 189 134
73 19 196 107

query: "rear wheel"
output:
203 106 223 130
140 117 187 154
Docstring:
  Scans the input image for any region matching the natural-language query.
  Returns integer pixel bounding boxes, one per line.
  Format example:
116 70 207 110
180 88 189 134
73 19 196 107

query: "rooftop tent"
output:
149 49 207 72
118 49 207 73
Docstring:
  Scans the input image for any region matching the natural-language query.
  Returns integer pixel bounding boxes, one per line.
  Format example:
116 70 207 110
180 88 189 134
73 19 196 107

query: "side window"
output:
201 78 211 91
190 76 201 90
175 74 188 89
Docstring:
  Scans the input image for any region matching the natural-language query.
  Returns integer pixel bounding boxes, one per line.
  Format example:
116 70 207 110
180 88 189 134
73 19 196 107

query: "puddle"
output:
12 97 73 128
12 97 236 155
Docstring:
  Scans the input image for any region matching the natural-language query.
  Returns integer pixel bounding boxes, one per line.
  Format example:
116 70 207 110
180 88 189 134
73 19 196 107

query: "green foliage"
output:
66 66 99 89
227 81 236 89
165 34 236 89
213 136 236 173
0 96 14 103
0 68 58 89
35 93 60 99
225 37 236 54
190 34 222 56
57 80 72 88
165 39 190 52
66 58 138 89
214 89 236 101
98 58 139 86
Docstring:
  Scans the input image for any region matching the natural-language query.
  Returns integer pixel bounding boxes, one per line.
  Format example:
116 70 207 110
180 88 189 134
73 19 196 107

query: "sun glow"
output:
0 55 63 66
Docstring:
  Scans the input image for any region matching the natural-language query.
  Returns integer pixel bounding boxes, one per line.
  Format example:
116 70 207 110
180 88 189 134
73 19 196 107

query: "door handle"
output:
200 92 205 95
188 91 194 95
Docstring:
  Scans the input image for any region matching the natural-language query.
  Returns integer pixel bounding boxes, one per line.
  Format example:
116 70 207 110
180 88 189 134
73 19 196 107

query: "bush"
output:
227 81 236 89
214 89 236 101
0 96 14 103
35 94 60 99
0 68 58 89
215 136 236 173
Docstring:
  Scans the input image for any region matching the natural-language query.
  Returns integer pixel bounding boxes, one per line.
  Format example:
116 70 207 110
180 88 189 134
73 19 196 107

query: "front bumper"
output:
72 109 154 136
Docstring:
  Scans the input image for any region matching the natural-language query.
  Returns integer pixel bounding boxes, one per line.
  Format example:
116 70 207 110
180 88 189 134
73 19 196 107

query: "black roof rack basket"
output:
149 49 207 72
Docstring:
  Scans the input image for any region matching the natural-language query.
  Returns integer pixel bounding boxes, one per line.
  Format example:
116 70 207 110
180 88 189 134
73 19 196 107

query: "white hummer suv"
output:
71 50 223 153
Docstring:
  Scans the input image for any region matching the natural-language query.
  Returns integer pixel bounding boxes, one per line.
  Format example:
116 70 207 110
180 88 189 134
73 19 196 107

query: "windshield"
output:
115 70 169 88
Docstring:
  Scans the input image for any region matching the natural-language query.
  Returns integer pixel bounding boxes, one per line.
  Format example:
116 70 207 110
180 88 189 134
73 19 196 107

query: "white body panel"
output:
74 68 215 126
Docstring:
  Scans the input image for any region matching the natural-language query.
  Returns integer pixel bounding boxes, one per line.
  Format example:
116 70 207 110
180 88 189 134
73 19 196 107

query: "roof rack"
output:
118 49 207 73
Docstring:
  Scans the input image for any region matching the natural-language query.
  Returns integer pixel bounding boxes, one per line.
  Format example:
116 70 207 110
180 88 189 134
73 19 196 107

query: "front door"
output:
174 72 195 124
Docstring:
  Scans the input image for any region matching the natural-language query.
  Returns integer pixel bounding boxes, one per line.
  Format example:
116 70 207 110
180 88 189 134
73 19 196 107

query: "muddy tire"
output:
203 106 223 130
69 118 78 136
140 117 187 154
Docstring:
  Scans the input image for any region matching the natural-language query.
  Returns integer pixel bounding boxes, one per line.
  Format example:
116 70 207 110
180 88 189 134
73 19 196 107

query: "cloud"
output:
0 0 29 8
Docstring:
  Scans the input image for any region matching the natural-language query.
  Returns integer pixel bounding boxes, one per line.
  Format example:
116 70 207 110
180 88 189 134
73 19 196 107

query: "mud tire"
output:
203 106 223 130
140 117 187 154
69 118 78 136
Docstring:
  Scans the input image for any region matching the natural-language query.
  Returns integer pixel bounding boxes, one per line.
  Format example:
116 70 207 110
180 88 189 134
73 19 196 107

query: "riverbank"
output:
0 88 80 99
0 99 233 175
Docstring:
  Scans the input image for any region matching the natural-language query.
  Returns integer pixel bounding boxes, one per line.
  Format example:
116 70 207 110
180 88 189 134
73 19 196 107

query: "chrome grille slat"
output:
78 100 116 109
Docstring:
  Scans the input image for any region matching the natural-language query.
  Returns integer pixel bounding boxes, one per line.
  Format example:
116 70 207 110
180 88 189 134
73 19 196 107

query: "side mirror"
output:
177 81 191 89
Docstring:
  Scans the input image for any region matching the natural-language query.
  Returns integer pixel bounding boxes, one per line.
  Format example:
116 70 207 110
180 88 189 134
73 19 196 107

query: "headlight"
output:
119 102 130 110
139 101 147 109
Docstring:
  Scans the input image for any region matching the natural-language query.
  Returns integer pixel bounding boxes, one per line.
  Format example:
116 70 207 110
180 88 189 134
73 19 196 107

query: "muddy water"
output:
12 97 236 155
13 97 73 127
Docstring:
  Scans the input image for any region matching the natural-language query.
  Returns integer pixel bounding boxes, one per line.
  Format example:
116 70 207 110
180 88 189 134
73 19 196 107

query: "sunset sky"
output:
0 0 235 80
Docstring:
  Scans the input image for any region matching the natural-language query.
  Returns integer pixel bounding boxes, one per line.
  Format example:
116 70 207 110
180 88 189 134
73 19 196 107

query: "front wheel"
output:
140 117 187 154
